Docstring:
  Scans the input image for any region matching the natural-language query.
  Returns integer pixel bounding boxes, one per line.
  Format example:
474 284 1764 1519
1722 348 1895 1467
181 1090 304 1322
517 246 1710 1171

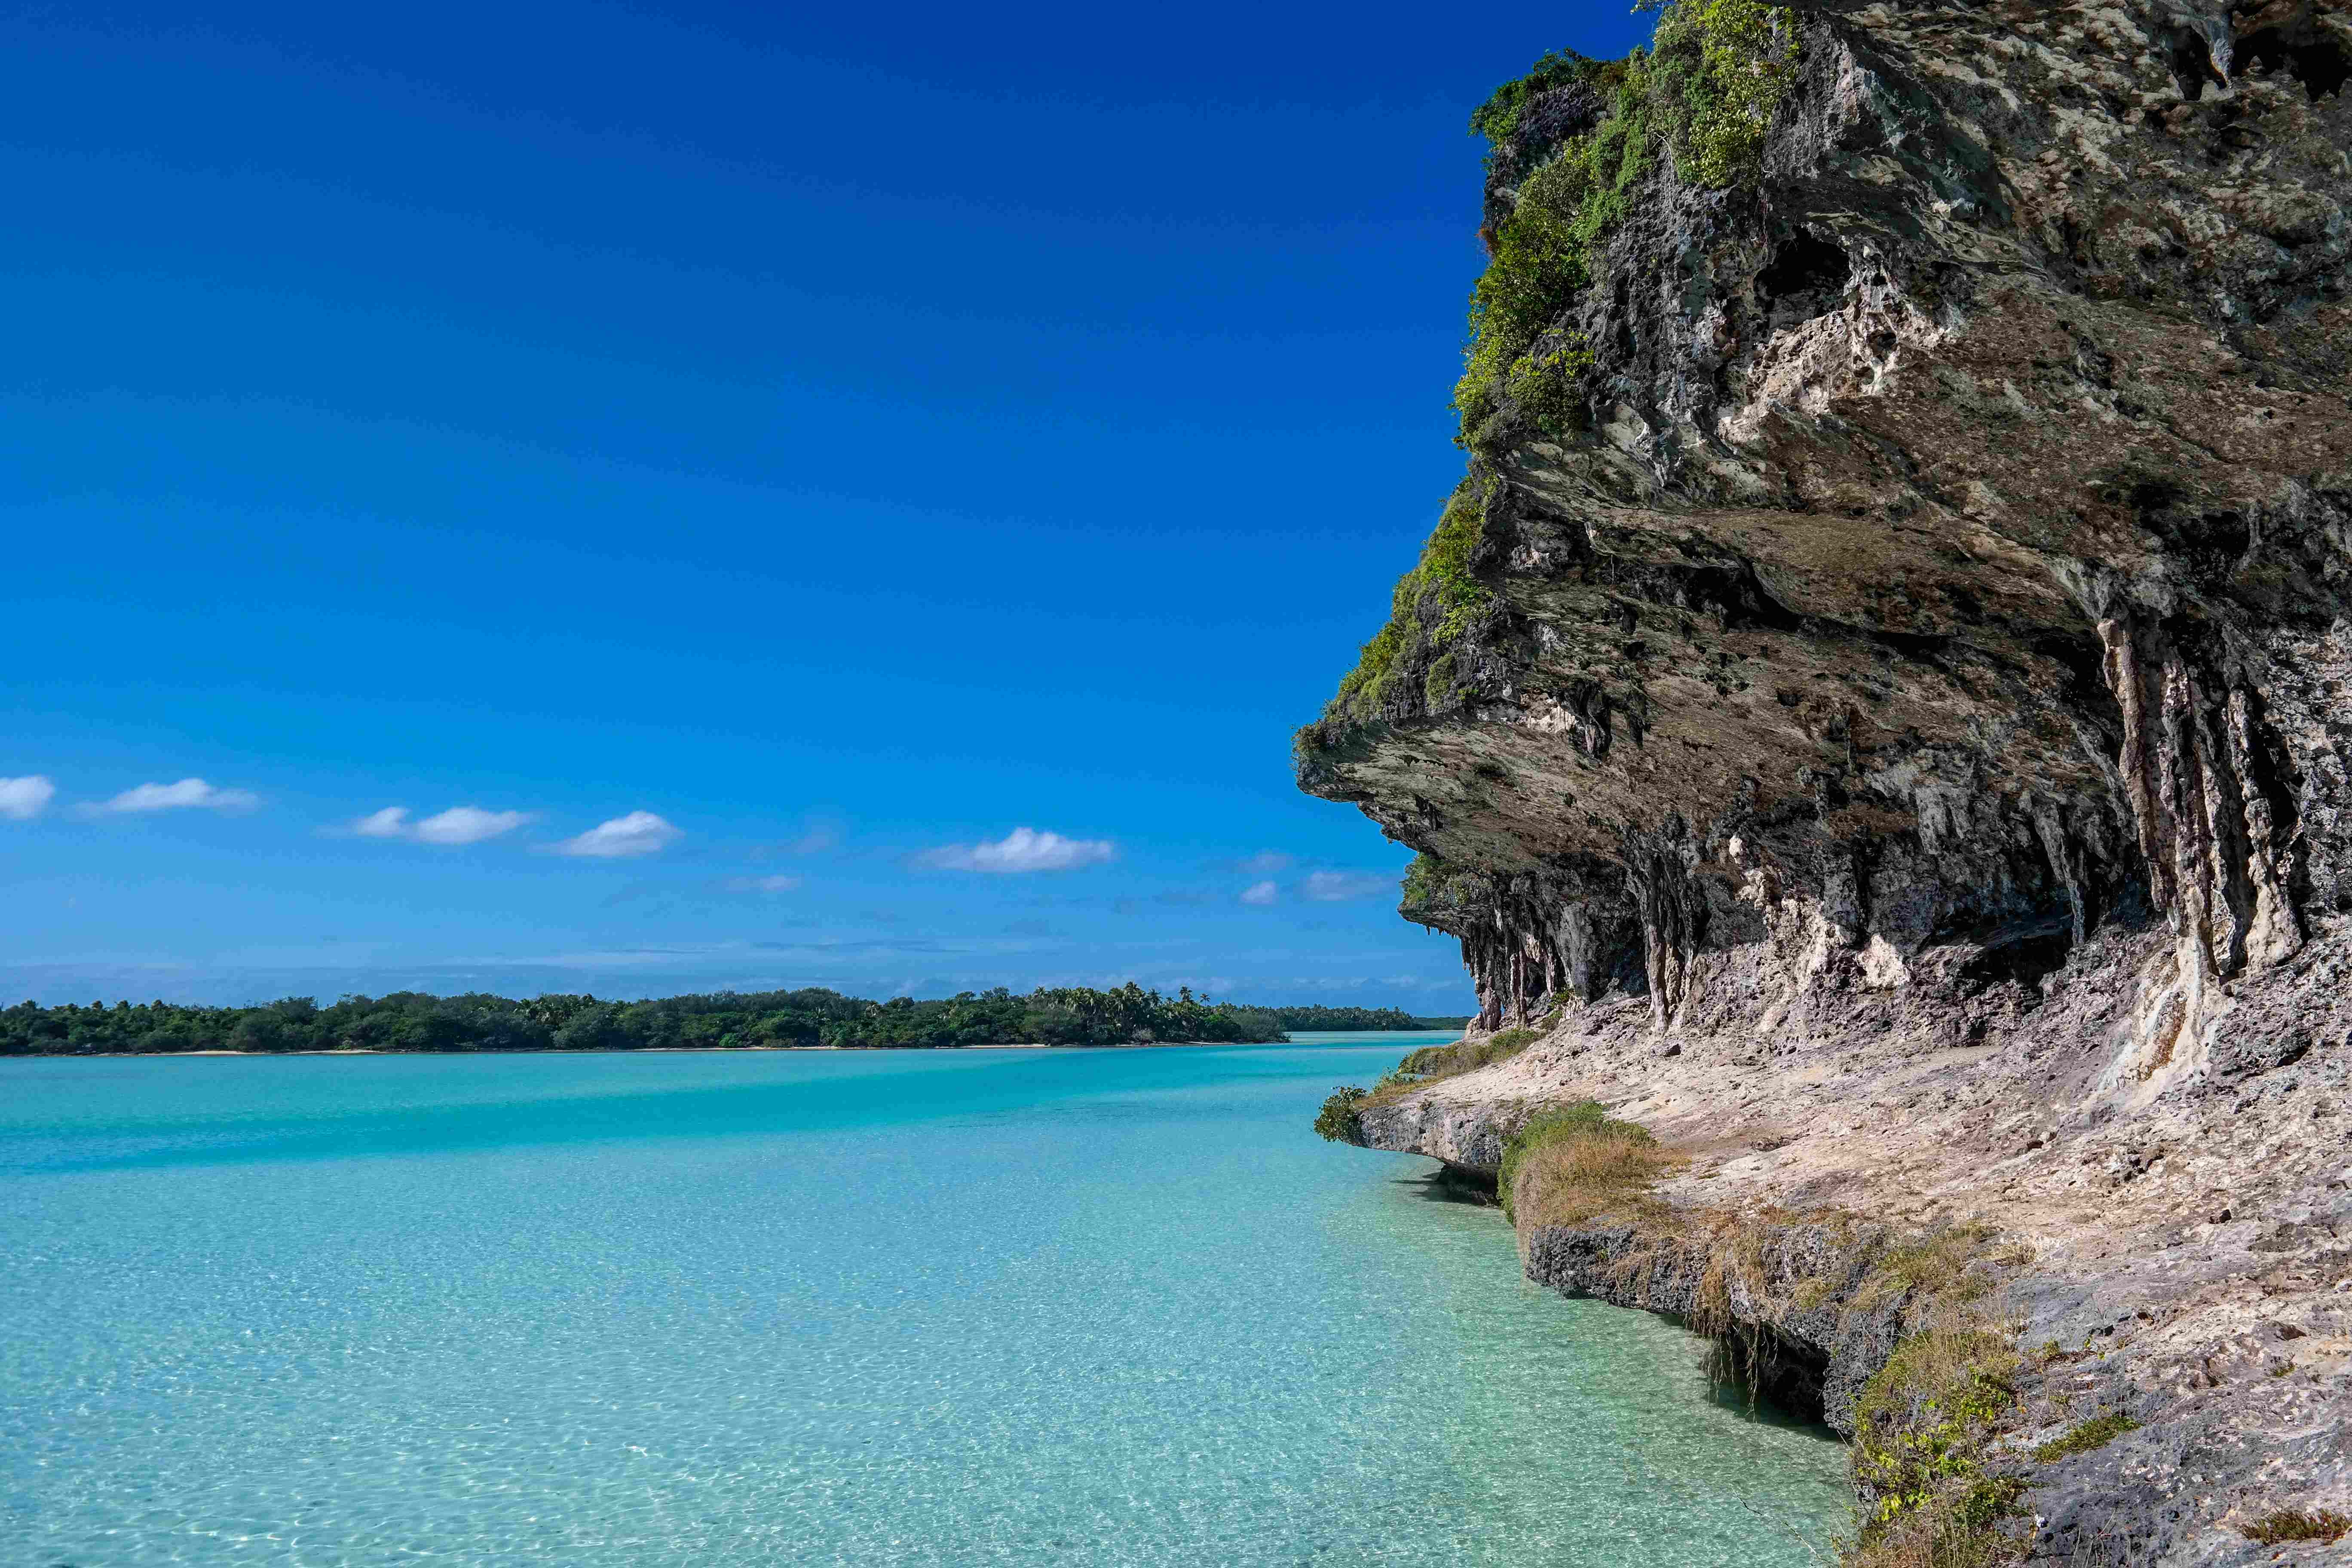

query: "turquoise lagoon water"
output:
0 1035 1848 1565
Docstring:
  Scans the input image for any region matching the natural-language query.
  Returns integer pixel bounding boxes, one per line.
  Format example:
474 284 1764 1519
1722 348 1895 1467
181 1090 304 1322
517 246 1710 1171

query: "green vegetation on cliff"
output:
1458 0 1800 449
0 984 1300 1054
1313 1086 1369 1142
1303 0 1803 746
1318 478 1496 728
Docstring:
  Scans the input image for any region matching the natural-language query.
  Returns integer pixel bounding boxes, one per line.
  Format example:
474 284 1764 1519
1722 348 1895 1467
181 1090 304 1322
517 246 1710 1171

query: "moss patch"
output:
2032 1412 2139 1463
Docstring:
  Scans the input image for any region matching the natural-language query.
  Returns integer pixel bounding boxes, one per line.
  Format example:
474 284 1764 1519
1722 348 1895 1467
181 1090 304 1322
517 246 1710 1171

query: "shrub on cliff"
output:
1308 3 1806 743
1398 852 1498 934
1314 1087 1369 1143
1840 1228 2041 1568
1646 0 1802 187
1846 1329 2026 1566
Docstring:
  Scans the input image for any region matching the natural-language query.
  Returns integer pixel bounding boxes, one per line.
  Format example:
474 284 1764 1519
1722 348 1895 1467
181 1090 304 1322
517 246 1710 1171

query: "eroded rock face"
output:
1303 0 2352 1054
1304 0 2352 1559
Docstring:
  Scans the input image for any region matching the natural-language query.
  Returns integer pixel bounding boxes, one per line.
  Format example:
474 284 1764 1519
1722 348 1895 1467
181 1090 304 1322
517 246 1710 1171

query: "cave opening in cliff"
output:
2165 25 2227 98
1706 1326 1830 1428
2239 24 2352 100
1757 227 1848 314
1958 927 2074 992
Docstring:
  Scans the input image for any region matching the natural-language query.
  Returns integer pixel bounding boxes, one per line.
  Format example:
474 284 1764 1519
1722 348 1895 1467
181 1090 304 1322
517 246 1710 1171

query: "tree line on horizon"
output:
0 987 1467 1056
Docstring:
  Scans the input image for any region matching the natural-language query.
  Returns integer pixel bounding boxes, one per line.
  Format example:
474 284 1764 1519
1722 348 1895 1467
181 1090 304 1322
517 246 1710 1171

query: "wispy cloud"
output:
1240 879 1278 906
917 827 1114 873
720 874 802 893
0 775 56 821
413 807 532 845
555 811 683 858
1302 870 1394 902
82 778 260 815
750 820 845 858
352 805 533 845
1222 850 1295 876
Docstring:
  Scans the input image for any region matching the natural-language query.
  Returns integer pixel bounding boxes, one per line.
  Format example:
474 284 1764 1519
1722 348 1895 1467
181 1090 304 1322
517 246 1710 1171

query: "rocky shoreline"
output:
1341 924 2350 1560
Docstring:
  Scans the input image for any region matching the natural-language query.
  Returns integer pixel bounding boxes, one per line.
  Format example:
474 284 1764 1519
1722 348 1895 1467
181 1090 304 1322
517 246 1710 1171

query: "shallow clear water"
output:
0 1035 1848 1566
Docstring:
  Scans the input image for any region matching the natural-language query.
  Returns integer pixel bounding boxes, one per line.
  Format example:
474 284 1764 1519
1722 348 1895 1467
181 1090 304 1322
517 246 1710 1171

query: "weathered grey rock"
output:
1307 0 2352 1559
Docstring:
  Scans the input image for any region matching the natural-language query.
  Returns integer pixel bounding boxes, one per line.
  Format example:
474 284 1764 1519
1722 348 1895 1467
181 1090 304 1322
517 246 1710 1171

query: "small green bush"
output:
1845 1329 2024 1566
1314 1086 1369 1143
1503 339 1595 435
2032 1412 2139 1463
1646 0 1802 187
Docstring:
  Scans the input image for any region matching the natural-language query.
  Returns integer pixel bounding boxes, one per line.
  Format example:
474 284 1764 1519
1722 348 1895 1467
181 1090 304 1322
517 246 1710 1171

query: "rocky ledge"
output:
1304 0 2352 1561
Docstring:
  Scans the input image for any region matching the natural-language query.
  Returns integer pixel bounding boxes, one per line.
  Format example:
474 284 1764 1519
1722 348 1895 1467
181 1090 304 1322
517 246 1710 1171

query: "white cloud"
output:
0 776 57 821
412 807 533 846
919 827 1115 873
85 778 261 815
1240 879 1279 906
349 805 532 845
723 875 802 893
1231 851 1294 875
556 811 682 859
1303 870 1394 902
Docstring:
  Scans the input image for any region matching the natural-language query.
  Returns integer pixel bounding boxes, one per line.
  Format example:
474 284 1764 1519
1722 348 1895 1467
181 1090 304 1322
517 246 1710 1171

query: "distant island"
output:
0 987 1469 1056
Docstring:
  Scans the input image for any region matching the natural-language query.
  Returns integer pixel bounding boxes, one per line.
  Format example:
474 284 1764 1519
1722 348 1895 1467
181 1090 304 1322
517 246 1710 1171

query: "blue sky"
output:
0 1 1651 1009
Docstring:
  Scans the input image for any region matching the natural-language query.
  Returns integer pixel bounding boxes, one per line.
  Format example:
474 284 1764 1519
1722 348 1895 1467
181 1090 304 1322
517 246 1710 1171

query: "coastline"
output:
1 1037 1399 1060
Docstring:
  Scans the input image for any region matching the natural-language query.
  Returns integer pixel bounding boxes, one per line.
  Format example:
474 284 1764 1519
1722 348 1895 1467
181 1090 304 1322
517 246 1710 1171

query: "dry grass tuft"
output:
1850 1223 2017 1312
1363 1026 1542 1107
2242 1509 2350 1546
1510 1126 1681 1229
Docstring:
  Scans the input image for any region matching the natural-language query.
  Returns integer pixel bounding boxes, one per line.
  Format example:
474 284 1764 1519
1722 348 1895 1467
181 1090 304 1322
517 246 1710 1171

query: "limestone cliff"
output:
1302 2 2352 1561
